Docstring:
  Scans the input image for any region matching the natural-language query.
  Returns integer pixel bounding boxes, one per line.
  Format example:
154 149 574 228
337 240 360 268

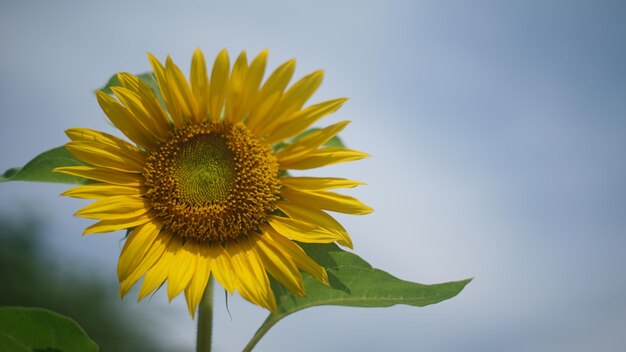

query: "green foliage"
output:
0 147 87 184
99 72 165 107
0 307 98 352
296 243 470 309
272 128 345 154
99 72 158 95
99 73 122 94
0 213 173 352
293 127 345 148
243 243 472 351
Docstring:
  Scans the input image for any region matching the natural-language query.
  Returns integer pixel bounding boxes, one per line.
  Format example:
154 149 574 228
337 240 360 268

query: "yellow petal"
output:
224 51 248 123
95 91 157 148
110 86 169 141
165 56 199 122
66 137 144 167
190 49 210 121
117 72 172 133
147 52 185 128
222 242 254 299
261 225 328 285
54 166 142 186
61 184 142 199
276 200 353 248
207 243 236 294
232 49 268 124
120 230 173 298
276 120 350 160
167 239 199 301
281 187 373 215
65 141 144 173
118 221 163 281
254 234 304 296
138 237 183 300
267 98 348 144
225 239 276 311
208 49 230 121
247 59 296 132
248 91 281 134
268 215 345 244
184 251 211 318
65 128 141 155
74 195 150 219
279 147 370 170
258 70 323 136
279 177 364 191
83 212 154 235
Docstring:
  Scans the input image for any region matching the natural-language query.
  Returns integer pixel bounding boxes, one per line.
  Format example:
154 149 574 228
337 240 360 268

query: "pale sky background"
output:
1 1 626 351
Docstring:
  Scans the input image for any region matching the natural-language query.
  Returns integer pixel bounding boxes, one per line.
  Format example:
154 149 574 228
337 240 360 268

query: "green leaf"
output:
321 135 344 148
99 72 165 108
1 147 88 184
0 307 98 352
243 243 471 351
99 73 121 95
272 127 345 154
99 72 157 95
293 127 345 148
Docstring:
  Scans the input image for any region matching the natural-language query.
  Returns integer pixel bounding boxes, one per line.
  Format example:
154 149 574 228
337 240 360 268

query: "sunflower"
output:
56 49 372 315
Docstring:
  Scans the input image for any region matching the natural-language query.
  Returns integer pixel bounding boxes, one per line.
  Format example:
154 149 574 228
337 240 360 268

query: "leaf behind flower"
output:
243 243 472 351
0 147 87 184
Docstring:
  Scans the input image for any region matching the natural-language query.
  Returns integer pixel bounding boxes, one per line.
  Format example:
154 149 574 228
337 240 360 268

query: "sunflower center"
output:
143 122 280 242
173 134 236 204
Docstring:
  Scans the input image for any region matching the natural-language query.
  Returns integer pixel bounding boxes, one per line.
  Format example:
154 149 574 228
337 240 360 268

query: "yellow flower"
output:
56 49 372 315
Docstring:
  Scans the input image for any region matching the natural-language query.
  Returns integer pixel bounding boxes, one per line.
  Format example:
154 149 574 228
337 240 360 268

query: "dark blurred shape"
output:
0 212 163 352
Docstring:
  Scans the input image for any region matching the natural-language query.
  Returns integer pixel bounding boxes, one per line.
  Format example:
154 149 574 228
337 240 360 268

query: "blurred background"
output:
1 1 625 351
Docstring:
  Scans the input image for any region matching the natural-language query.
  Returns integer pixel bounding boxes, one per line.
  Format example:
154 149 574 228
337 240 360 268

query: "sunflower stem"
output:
242 315 280 352
197 277 214 352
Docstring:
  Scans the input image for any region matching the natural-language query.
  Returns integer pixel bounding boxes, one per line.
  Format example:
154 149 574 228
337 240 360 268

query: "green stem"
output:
196 277 214 352
242 315 280 352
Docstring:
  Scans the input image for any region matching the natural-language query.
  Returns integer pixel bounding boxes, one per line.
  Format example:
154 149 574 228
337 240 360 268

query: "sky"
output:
1 0 626 351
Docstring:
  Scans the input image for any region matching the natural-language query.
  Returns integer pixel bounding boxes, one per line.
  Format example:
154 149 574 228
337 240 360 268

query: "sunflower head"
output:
143 121 280 242
56 49 372 315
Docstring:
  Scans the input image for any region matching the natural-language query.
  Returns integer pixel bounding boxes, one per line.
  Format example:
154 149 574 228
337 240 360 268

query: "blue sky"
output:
1 1 626 351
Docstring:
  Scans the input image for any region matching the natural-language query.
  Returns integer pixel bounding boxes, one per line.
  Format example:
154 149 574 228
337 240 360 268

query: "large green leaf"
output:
0 307 98 352
1 147 88 184
243 243 471 351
